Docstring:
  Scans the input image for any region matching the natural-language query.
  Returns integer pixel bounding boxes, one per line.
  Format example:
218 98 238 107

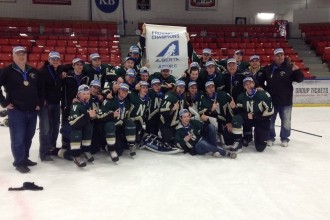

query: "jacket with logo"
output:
262 61 304 106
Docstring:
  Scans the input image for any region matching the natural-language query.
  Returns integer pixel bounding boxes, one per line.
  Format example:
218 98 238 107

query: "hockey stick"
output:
275 125 322 138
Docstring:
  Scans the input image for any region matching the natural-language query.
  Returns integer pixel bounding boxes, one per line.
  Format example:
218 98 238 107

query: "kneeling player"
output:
236 77 274 152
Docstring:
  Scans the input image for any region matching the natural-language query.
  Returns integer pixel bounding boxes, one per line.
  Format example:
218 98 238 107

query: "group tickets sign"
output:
145 24 188 78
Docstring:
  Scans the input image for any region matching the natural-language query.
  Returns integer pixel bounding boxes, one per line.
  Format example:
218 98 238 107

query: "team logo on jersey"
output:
156 41 179 59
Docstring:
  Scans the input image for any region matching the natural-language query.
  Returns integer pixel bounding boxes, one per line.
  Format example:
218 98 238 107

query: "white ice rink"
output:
0 107 329 220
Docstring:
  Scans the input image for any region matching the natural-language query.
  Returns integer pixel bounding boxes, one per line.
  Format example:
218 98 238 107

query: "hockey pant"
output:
243 119 270 152
219 115 243 145
104 119 136 156
145 117 160 136
70 123 93 157
90 121 107 154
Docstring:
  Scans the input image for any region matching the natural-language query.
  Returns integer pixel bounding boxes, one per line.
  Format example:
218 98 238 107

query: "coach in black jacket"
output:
261 48 304 147
0 46 44 173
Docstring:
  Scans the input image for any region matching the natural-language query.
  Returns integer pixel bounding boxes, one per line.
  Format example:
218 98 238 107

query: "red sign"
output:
32 0 71 5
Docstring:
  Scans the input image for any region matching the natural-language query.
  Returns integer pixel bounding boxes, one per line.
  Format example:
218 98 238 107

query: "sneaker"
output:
73 157 87 168
15 165 30 173
24 159 37 166
212 152 221 157
83 152 94 162
229 142 243 153
281 141 288 147
267 140 274 146
110 151 119 163
129 144 137 157
41 155 53 162
226 151 237 159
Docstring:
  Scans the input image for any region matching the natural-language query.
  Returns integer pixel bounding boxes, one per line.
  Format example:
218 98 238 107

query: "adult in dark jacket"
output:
0 46 44 173
261 48 304 147
38 51 64 161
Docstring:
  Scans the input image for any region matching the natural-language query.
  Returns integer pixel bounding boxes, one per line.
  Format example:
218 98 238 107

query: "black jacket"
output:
262 61 304 106
39 62 63 105
0 63 44 112
61 70 90 110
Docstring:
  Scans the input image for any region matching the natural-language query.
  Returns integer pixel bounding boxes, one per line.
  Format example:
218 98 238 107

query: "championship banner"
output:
146 24 188 78
293 80 330 105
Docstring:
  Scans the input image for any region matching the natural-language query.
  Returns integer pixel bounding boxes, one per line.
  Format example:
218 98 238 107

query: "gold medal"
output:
23 81 29 86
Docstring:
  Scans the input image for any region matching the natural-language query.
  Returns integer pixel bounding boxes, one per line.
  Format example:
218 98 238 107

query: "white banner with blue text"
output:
146 24 188 78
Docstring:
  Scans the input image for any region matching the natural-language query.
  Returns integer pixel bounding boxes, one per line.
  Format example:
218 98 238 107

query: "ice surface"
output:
0 107 329 220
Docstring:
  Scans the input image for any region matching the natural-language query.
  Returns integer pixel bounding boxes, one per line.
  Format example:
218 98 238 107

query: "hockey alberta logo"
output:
156 40 180 60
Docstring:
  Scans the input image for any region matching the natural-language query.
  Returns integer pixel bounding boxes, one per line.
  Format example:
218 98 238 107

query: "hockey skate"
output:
229 141 243 153
129 144 137 158
212 152 221 157
226 151 237 159
83 152 94 162
109 151 119 164
241 137 251 147
217 133 229 149
73 157 87 168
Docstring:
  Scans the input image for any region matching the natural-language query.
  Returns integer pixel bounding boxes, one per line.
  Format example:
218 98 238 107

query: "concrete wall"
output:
0 0 330 35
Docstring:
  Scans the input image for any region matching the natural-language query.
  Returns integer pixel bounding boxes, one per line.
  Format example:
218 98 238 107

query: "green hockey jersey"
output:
236 90 274 120
175 120 204 151
160 90 187 127
98 95 131 126
128 91 149 125
199 91 233 123
68 101 93 129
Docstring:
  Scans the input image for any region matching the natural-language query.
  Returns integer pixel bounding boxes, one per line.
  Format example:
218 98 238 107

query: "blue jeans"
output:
269 105 292 142
38 103 61 159
195 124 226 156
8 108 37 167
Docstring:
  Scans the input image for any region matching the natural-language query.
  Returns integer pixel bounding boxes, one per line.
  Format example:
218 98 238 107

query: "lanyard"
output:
14 67 28 81
181 122 191 134
47 65 57 85
74 74 82 87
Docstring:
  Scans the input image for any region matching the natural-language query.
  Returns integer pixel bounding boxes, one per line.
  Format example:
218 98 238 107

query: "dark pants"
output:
146 117 160 135
160 124 176 144
195 124 226 156
244 119 270 152
8 108 37 167
38 103 61 159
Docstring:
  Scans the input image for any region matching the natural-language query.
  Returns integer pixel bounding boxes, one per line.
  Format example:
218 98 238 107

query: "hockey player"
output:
243 55 265 87
128 81 150 153
185 81 203 118
180 62 204 91
83 53 114 89
146 79 164 135
175 109 236 158
136 66 150 85
159 80 188 144
222 58 246 101
59 58 90 160
236 77 274 152
199 81 243 152
150 67 176 94
98 83 136 163
89 80 107 154
199 60 225 91
68 85 97 167
113 57 135 81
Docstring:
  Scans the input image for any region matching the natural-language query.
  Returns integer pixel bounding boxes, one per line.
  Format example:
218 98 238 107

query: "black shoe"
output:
24 159 37 166
15 165 30 173
41 155 54 162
